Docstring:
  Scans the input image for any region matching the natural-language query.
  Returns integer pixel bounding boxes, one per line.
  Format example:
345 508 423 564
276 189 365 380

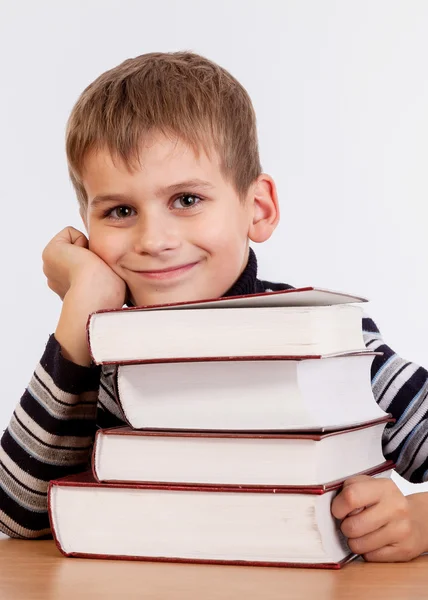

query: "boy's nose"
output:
133 218 180 256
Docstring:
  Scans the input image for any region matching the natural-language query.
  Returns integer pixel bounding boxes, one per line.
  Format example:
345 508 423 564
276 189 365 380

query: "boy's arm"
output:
331 316 428 562
0 335 101 538
362 316 428 480
0 338 126 539
0 227 127 539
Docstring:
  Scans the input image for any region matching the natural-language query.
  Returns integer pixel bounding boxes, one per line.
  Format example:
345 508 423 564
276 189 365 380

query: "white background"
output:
0 0 427 494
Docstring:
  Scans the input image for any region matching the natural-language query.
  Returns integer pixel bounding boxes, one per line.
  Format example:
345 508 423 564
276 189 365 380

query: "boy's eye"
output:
172 194 201 209
106 206 135 219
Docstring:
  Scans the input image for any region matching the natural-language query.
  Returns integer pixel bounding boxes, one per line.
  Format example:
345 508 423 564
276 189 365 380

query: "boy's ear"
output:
247 174 280 243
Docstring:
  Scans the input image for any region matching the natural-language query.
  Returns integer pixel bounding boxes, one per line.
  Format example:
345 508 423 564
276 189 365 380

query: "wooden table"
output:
1 535 427 600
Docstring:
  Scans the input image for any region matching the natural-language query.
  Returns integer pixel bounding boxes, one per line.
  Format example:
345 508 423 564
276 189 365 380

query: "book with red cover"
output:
86 287 369 365
112 352 387 431
48 463 392 569
92 417 394 487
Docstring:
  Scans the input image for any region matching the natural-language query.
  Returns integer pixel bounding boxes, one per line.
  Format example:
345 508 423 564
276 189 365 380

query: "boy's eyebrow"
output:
90 179 215 208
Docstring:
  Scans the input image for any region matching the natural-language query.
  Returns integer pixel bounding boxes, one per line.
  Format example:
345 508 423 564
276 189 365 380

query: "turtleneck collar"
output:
222 247 262 297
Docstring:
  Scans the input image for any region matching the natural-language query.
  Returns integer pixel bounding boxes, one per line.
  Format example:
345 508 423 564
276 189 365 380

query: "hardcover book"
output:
93 418 393 487
87 287 368 365
48 465 394 569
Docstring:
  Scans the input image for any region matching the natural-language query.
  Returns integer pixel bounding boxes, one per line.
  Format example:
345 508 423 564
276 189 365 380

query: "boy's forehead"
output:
82 134 226 197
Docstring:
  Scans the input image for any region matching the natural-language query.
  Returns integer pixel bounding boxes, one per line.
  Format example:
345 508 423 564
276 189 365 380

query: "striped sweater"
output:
1 249 428 539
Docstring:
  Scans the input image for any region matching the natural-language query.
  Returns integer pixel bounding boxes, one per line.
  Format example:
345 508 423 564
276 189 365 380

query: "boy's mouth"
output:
132 261 200 281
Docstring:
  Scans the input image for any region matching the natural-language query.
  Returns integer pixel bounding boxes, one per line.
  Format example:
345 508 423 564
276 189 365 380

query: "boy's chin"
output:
128 285 229 308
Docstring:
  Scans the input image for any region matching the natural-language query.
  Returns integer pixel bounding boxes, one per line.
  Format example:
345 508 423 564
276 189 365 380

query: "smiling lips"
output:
133 261 200 280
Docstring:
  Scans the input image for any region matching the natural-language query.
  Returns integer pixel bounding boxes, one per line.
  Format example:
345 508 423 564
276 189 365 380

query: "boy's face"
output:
81 133 260 306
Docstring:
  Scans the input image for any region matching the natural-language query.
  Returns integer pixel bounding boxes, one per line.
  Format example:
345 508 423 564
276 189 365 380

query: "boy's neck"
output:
223 247 262 297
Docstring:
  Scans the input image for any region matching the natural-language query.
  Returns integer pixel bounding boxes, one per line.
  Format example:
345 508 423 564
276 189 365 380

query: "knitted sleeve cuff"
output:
39 334 101 395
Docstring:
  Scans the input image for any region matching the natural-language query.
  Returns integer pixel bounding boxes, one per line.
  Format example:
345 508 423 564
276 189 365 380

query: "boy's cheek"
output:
88 230 123 263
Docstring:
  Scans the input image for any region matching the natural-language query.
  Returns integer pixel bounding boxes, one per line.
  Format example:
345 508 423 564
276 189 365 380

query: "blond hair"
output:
66 51 262 207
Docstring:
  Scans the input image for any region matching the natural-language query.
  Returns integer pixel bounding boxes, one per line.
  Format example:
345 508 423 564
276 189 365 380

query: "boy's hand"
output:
332 475 428 562
42 226 124 304
42 227 126 366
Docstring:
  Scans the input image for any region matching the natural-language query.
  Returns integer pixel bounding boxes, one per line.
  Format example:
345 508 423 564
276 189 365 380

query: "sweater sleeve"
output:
0 334 102 539
363 316 428 483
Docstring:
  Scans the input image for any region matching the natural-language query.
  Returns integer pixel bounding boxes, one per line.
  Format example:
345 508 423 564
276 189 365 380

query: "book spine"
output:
47 481 65 558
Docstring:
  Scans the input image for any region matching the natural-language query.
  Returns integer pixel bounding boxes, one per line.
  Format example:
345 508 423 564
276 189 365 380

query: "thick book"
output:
48 464 391 569
93 418 393 487
114 352 387 431
87 287 368 365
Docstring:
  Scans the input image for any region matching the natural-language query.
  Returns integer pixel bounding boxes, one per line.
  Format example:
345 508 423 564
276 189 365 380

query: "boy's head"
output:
66 51 279 306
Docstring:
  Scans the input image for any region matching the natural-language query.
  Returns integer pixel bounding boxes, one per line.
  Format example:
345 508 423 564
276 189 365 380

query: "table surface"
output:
1 535 427 600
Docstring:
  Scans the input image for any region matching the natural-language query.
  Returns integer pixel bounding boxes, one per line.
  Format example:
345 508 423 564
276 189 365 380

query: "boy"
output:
1 51 428 562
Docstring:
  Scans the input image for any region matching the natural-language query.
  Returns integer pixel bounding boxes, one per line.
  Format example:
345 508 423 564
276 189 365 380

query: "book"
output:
93 418 393 487
48 464 391 569
87 287 368 365
114 352 387 431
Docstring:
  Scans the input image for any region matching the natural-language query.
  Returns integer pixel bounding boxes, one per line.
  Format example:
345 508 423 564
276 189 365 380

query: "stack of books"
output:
48 287 393 569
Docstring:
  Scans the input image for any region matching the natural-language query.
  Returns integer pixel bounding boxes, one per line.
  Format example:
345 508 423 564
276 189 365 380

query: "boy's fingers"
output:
331 477 390 520
363 546 399 563
351 517 412 556
58 226 89 247
341 475 371 488
340 503 390 539
363 543 416 563
67 227 89 247
346 522 392 556
71 232 89 248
